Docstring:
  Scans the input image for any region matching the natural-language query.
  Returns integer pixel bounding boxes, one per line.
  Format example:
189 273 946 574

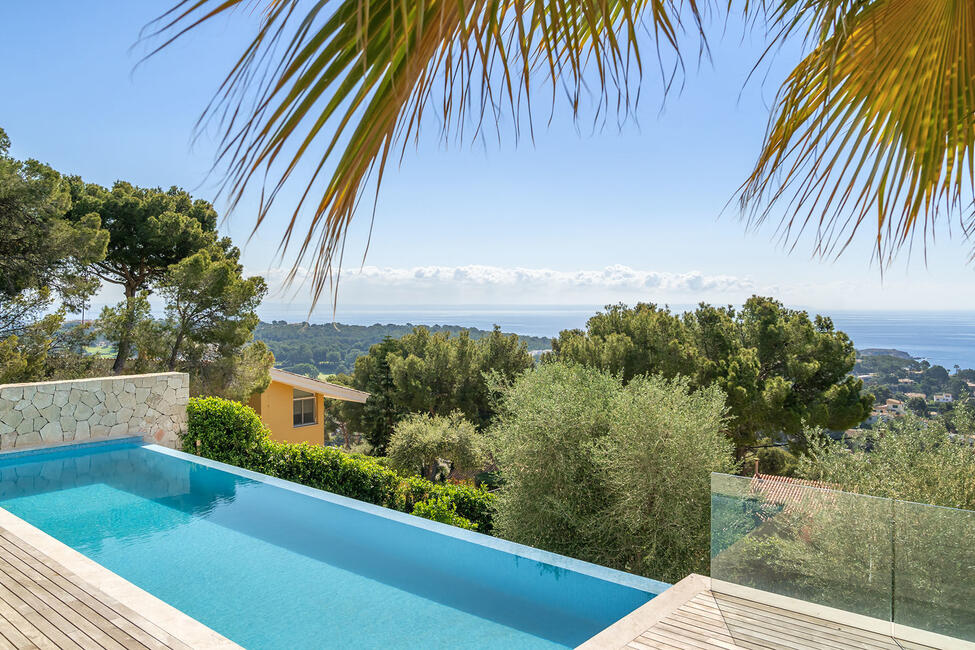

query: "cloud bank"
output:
261 263 757 306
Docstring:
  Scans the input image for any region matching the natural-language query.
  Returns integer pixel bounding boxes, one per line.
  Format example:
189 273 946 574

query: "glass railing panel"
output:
894 499 975 642
710 473 893 621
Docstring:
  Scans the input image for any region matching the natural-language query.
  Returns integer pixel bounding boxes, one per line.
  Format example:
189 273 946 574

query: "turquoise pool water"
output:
0 441 666 649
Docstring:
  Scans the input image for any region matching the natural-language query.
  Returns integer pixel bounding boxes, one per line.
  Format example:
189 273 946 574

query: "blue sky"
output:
3 1 974 318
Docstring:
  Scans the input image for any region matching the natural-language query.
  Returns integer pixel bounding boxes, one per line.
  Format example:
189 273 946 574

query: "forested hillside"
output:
256 321 551 375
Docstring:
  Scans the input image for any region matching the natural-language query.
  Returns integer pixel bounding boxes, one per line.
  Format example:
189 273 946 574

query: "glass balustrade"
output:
710 473 974 642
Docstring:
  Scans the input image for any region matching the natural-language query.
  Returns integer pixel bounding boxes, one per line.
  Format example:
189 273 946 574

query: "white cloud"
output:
258 263 757 306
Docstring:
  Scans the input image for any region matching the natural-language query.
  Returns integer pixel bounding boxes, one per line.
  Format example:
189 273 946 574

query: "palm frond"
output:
741 0 975 264
147 0 706 307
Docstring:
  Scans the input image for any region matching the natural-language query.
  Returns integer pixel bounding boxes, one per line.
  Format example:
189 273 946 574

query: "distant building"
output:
842 428 868 441
904 392 926 400
248 368 369 445
933 393 954 403
865 398 906 425
885 399 906 416
897 378 913 384
865 410 896 426
749 474 835 517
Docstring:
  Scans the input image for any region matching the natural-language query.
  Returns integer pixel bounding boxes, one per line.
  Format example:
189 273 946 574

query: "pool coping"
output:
0 506 241 649
142 443 671 597
0 435 145 461
578 573 711 649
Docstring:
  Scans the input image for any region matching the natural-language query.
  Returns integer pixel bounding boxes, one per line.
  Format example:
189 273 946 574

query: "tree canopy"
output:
0 128 109 382
255 320 549 376
387 412 483 481
66 180 218 371
552 296 873 452
0 129 108 303
492 362 735 582
0 127 271 391
93 246 272 400
801 410 975 511
158 243 267 371
344 326 533 452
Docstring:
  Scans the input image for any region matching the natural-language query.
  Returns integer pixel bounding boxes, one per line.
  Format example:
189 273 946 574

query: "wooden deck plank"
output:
0 530 191 650
0 589 61 650
658 615 783 650
0 516 235 650
0 533 159 650
633 636 686 650
709 597 900 650
0 544 137 650
0 553 109 650
0 610 35 650
651 621 740 650
708 601 896 649
666 609 760 644
711 593 903 648
0 574 86 650
590 576 947 650
0 628 20 650
0 549 129 650
627 640 655 650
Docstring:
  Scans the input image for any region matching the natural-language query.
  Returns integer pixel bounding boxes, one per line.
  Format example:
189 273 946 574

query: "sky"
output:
3 1 975 320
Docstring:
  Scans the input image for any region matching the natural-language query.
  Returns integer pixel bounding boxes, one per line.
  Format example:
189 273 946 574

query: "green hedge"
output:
183 397 494 532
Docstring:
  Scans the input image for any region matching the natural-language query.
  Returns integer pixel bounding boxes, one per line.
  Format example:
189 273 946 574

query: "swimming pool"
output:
0 440 667 649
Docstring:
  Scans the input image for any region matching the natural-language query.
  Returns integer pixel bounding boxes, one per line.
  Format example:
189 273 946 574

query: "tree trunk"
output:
111 283 138 375
111 339 129 374
167 330 184 371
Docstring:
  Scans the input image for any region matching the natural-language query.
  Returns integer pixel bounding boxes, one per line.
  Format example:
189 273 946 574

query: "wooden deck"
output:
629 590 938 650
579 575 959 650
0 529 187 649
0 509 239 650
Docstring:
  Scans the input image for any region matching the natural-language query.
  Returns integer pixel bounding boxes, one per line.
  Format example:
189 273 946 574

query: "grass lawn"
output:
84 344 116 358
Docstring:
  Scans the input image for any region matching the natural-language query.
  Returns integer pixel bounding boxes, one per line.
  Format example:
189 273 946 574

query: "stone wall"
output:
0 373 188 451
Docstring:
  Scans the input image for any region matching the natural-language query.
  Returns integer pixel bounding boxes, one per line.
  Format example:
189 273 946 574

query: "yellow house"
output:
249 368 369 445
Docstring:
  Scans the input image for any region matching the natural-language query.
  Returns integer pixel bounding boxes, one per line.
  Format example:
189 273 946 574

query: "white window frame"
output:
292 389 317 427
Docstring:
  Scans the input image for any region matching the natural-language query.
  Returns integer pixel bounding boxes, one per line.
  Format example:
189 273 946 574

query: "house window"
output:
293 389 317 427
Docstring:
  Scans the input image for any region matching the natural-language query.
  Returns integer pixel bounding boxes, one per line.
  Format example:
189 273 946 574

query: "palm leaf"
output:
147 0 705 306
741 0 975 265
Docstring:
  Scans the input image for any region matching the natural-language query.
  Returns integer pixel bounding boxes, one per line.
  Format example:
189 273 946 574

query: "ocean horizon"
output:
259 304 975 371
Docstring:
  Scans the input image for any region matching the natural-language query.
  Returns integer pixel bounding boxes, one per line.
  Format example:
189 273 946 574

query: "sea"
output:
260 304 975 371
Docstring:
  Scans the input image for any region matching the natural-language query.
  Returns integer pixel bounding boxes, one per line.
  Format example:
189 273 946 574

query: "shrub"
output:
799 411 975 509
262 440 404 509
746 444 799 477
410 495 478 531
183 397 495 531
387 412 483 480
431 482 495 533
396 475 494 532
491 362 735 583
184 396 270 467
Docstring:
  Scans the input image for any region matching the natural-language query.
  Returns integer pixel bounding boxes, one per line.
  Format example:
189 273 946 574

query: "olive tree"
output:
387 412 483 481
491 362 735 583
799 412 975 510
